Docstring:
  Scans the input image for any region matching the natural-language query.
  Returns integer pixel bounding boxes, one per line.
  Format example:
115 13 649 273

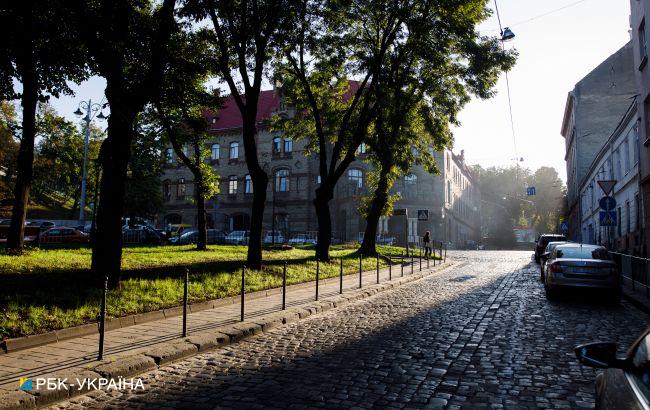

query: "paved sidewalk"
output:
0 256 443 391
622 276 650 313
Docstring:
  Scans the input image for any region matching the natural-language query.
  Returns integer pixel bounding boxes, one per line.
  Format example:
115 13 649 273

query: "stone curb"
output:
0 261 455 410
0 258 442 355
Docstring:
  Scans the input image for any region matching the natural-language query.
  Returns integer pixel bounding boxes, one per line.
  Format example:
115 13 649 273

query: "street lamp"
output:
74 99 108 224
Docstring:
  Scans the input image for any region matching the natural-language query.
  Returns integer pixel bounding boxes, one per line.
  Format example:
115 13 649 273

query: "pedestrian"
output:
423 231 431 259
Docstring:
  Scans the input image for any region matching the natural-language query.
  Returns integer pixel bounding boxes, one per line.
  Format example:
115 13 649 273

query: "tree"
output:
358 0 514 255
526 166 564 234
1 1 88 252
154 29 220 251
32 104 102 218
0 101 19 206
74 0 178 286
183 0 298 268
123 116 166 223
276 0 410 261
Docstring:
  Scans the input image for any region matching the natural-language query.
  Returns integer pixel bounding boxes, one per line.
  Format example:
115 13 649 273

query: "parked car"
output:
39 227 89 244
288 234 316 246
122 226 163 245
39 221 55 229
540 240 567 281
534 234 567 263
225 230 250 245
0 219 10 225
575 327 650 409
263 230 285 245
543 243 621 303
170 229 227 245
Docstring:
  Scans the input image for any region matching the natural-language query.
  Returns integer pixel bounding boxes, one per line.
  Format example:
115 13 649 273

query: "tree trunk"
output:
195 181 207 251
91 111 135 288
6 22 37 253
242 116 267 269
314 186 333 261
359 165 391 256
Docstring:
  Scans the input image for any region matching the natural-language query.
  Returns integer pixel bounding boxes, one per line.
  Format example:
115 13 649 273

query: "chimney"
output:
460 149 465 163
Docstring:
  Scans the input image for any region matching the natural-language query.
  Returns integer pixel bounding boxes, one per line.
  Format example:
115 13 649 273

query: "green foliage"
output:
32 104 102 215
0 101 18 204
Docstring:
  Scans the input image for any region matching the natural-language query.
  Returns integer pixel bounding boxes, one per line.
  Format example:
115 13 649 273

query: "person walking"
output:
423 231 432 259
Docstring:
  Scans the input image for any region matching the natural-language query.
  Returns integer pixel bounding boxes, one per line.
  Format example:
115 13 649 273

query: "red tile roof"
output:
207 81 361 131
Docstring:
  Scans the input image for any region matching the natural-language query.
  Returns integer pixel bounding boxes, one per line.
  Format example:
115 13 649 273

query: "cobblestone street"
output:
52 251 650 409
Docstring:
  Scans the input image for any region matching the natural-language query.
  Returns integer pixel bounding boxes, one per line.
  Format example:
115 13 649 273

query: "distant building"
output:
561 42 637 241
159 87 481 247
630 0 650 256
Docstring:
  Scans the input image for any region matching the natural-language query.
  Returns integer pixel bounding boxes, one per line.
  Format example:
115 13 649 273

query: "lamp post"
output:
74 99 107 225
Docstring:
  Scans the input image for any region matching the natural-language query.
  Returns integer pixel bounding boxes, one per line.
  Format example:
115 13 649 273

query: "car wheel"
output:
545 283 558 301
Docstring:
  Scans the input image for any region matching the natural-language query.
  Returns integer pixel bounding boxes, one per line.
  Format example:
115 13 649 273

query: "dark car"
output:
543 243 621 303
170 229 226 245
39 227 90 244
575 328 650 409
534 234 567 263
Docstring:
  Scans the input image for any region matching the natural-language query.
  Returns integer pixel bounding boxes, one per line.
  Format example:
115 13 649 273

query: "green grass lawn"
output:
0 244 437 339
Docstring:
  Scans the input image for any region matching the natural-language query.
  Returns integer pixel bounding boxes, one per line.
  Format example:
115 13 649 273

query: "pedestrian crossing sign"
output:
599 211 617 227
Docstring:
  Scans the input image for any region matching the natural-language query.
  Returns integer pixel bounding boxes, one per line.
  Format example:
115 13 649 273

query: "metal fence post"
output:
427 254 430 269
98 276 108 361
389 255 392 280
419 248 422 271
376 254 379 284
240 265 246 322
440 241 443 264
359 253 363 288
282 261 287 310
401 252 404 277
444 243 447 263
316 258 320 301
433 242 436 267
340 258 343 294
182 268 188 337
411 252 414 275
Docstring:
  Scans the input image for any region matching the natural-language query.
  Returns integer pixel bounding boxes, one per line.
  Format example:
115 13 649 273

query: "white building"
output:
578 99 641 253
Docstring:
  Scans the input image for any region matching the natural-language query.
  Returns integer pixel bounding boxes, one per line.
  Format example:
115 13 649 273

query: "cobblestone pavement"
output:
51 251 649 409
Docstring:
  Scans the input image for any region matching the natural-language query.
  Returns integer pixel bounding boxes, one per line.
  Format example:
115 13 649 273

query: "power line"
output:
482 0 594 33
493 0 518 159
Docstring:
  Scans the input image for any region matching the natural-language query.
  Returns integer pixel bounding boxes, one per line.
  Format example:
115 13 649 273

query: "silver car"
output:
540 241 567 281
544 243 621 303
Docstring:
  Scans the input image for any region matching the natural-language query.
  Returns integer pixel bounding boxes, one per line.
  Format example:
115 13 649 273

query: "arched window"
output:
244 174 253 194
348 169 363 188
272 137 282 154
165 148 173 164
357 143 367 154
405 174 417 185
163 179 171 200
177 178 186 199
228 175 238 194
229 142 239 159
275 169 290 192
211 143 220 161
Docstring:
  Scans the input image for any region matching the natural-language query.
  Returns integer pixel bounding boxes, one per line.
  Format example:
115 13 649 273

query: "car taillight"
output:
549 263 563 273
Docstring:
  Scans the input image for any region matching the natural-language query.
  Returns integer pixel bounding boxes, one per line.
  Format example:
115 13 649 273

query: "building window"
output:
165 148 173 164
177 178 186 199
211 143 220 161
357 143 367 154
623 138 630 173
614 148 621 180
627 200 631 234
447 181 451 204
275 169 289 192
618 206 622 236
272 137 281 154
244 174 253 194
228 175 238 194
316 175 321 184
284 138 293 153
229 142 239 159
634 121 640 164
163 179 171 200
636 193 641 230
212 117 217 124
348 169 363 188
639 19 647 62
405 174 417 186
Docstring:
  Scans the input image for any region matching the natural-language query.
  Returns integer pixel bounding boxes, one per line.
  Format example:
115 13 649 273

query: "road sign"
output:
526 187 536 196
417 210 429 221
599 211 617 227
597 180 617 196
599 196 616 211
393 209 407 216
560 222 568 232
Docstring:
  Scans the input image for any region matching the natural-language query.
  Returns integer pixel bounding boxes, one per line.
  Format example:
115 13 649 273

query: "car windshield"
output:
555 247 610 260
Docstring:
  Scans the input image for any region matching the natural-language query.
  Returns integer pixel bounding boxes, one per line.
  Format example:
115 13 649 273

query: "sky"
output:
46 0 633 183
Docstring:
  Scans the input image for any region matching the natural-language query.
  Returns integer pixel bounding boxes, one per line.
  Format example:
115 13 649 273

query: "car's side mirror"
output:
542 252 550 258
575 342 624 369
